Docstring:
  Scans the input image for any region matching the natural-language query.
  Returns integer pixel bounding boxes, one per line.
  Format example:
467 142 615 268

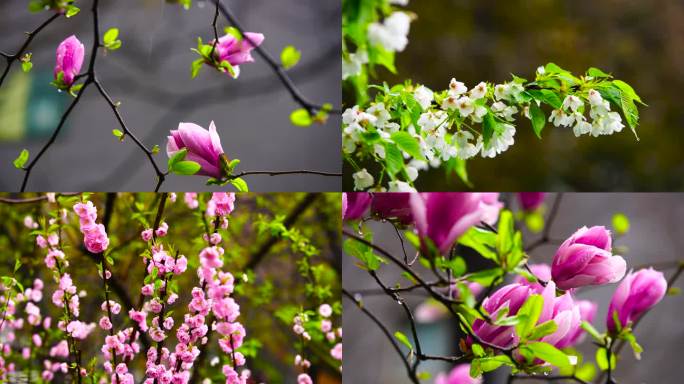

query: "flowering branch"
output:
210 0 341 115
17 0 166 192
0 13 61 88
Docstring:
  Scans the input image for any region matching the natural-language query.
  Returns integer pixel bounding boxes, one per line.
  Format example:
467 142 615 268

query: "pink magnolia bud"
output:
536 281 581 349
166 121 225 178
54 35 85 86
551 226 626 290
370 192 413 224
472 283 532 349
560 299 597 347
410 193 483 255
517 192 546 211
435 364 481 384
606 268 667 333
214 32 264 77
342 192 371 220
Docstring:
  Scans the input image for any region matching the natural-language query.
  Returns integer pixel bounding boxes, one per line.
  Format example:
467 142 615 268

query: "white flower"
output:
448 78 468 96
549 109 574 127
471 105 487 123
441 94 458 111
481 123 515 158
367 103 391 128
417 110 447 132
454 131 481 160
353 169 374 190
367 12 411 52
413 85 434 110
494 83 524 102
389 0 409 5
491 102 517 121
388 180 416 192
562 95 583 112
573 120 592 137
469 82 487 100
536 66 546 75
373 144 386 159
342 50 368 80
342 105 377 126
455 96 474 117
587 89 603 106
405 166 418 181
342 135 357 154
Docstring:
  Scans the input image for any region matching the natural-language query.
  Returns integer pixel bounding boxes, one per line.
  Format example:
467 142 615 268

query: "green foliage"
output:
167 148 201 175
280 45 301 69
290 108 313 127
103 28 122 51
612 213 630 235
13 149 29 169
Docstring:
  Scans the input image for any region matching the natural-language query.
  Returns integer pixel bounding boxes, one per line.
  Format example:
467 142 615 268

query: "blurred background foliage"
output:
343 0 684 191
0 192 341 384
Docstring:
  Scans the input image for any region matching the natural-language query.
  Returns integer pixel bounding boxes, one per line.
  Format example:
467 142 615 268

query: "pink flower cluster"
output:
73 200 110 254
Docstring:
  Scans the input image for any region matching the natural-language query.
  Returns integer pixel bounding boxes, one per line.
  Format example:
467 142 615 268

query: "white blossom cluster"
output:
342 0 411 80
550 90 624 137
344 75 627 191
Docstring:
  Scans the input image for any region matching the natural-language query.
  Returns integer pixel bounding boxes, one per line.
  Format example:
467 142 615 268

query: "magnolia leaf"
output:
13 149 29 169
280 45 301 69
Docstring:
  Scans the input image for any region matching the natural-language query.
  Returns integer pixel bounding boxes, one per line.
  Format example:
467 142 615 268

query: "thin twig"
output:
0 13 61 88
227 169 341 180
209 0 341 115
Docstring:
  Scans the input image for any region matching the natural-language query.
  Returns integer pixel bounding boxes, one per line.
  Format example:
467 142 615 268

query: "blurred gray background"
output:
343 193 684 383
0 0 341 191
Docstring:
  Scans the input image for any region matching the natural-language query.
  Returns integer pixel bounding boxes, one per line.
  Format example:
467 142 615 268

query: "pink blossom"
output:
207 193 235 216
330 342 342 361
36 235 48 249
213 32 264 77
99 316 113 330
184 193 199 209
155 222 169 237
54 35 85 86
318 303 332 318
297 373 313 384
141 229 153 242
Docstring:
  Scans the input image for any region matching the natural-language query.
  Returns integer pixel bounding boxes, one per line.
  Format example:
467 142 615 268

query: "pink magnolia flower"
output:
551 226 626 290
167 121 225 178
478 193 503 225
435 364 481 384
514 263 551 291
536 281 581 349
213 32 264 77
342 192 371 220
517 192 546 211
471 283 532 349
606 268 667 333
370 192 413 224
410 193 483 254
562 299 597 347
54 35 85 86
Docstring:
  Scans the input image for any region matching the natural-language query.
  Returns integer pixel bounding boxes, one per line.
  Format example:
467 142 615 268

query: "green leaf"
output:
526 341 571 367
290 108 313 127
14 259 22 273
65 5 80 17
280 45 301 69
516 294 543 339
595 347 616 371
528 320 558 341
624 332 643 360
28 1 44 12
529 102 545 138
21 61 33 73
612 213 630 235
496 210 514 256
580 321 603 342
224 26 242 40
391 131 426 161
103 28 119 45
13 149 29 169
229 177 249 192
586 67 611 78
524 211 545 233
168 148 188 169
471 343 485 357
482 112 498 146
394 331 413 351
612 79 643 104
343 237 384 271
151 145 160 155
172 161 201 175
576 363 597 382
190 58 204 79
416 372 431 380
458 227 497 262
465 268 503 286
112 129 124 140
383 142 404 177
